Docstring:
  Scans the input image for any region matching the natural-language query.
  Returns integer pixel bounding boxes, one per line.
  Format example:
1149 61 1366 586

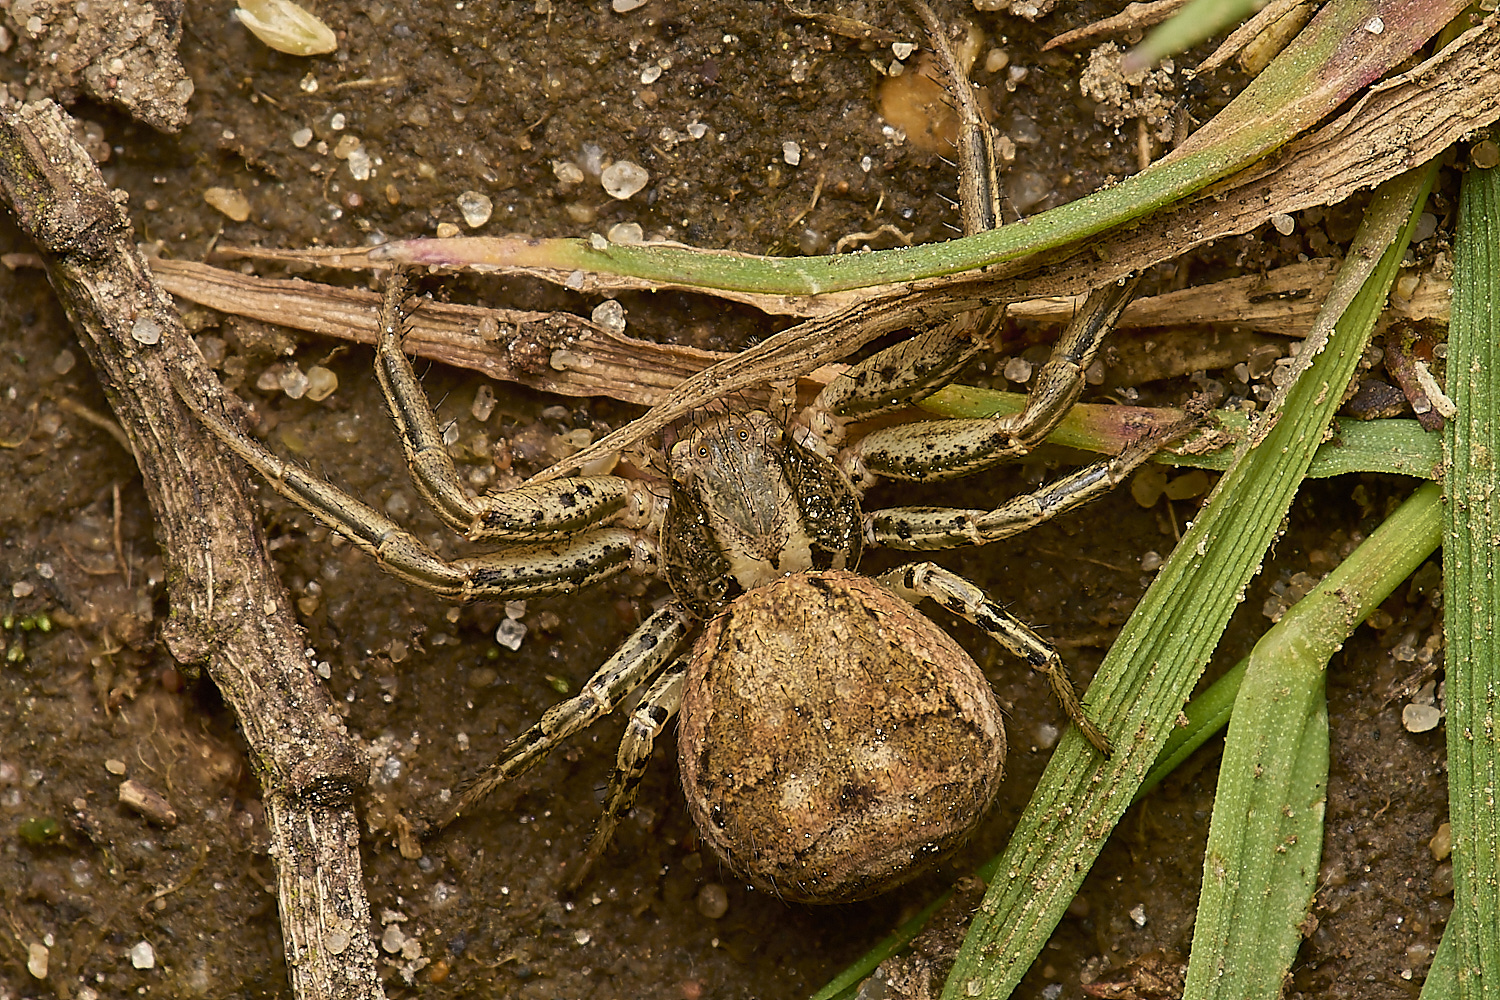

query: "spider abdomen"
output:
678 569 1006 904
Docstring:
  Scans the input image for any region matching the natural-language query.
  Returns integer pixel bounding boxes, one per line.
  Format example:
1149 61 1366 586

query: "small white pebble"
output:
600 160 649 199
1403 703 1442 732
640 64 662 84
606 221 644 244
574 929 592 945
203 187 250 222
612 0 647 10
552 159 584 185
12 581 34 598
380 924 405 954
496 617 527 651
27 942 47 979
471 384 497 422
330 112 346 130
687 122 707 139
891 41 916 60
1366 16 1384 33
131 316 163 345
279 364 310 400
591 299 627 334
291 126 313 147
1270 213 1295 236
1129 904 1148 927
1003 356 1033 383
129 940 155 970
457 190 494 228
304 365 338 401
782 140 801 166
346 146 372 180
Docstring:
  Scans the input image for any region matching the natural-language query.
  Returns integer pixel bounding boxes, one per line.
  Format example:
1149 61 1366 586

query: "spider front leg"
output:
835 276 1140 489
429 604 693 833
373 272 656 542
878 562 1112 758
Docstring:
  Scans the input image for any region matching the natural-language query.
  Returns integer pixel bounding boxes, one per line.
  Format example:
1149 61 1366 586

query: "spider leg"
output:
864 414 1190 551
877 562 1112 758
181 385 653 599
840 277 1140 487
429 603 694 833
567 658 687 890
374 273 657 541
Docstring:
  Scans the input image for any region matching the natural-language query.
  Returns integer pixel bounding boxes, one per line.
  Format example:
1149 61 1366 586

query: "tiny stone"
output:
105 759 127 775
279 364 310 400
782 140 802 166
495 617 528 651
203 187 250 222
131 317 163 345
1430 821 1453 860
891 41 916 60
332 134 360 159
1472 140 1500 169
27 942 47 979
330 112 346 130
346 147 372 180
458 191 494 228
1365 16 1384 33
640 64 662 84
435 222 461 238
591 299 627 334
381 924 406 954
1270 213 1295 236
574 929 592 945
1129 903 1147 927
504 600 527 620
552 160 585 185
607 221 644 244
1003 356 1033 383
687 122 707 139
600 160 649 199
985 48 1010 73
1140 550 1162 572
291 127 313 148
1402 703 1442 732
612 0 647 10
129 940 155 970
11 581 33 598
696 883 730 919
304 365 338 401
471 384 497 421
51 349 76 374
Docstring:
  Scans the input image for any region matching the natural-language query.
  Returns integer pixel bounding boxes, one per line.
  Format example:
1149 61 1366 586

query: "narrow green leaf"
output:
373 0 1466 296
1184 482 1442 999
938 160 1438 1000
1442 153 1500 1000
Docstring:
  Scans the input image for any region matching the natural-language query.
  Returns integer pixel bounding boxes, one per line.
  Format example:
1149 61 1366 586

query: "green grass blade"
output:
374 0 1465 295
937 159 1438 1000
1442 151 1500 1000
1183 481 1442 999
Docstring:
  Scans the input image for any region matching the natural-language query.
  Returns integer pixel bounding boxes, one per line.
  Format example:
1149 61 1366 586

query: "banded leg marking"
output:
374 272 654 542
866 405 1204 550
568 659 686 890
878 562 1112 757
845 277 1141 485
430 603 694 832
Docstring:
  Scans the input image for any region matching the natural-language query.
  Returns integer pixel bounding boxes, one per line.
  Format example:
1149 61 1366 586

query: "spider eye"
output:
738 429 750 442
698 445 710 458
